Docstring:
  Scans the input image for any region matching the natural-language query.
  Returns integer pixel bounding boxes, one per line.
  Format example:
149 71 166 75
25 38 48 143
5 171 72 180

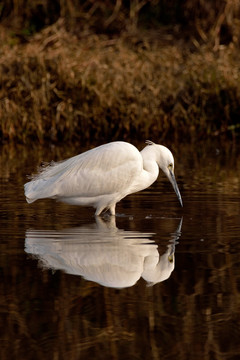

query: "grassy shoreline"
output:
1 21 240 145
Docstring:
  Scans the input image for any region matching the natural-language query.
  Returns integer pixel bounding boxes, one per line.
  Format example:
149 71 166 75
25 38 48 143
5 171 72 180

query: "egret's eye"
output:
168 163 173 170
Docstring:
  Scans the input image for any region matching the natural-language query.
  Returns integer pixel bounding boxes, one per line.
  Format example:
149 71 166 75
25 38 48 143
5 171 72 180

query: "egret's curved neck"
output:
141 146 157 167
140 146 159 184
125 145 159 195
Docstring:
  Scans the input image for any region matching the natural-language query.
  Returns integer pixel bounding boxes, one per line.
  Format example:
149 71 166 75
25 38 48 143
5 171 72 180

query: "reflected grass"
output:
1 142 240 359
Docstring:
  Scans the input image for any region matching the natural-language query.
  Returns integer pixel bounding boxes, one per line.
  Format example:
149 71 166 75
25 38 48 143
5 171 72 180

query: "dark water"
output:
1 143 240 360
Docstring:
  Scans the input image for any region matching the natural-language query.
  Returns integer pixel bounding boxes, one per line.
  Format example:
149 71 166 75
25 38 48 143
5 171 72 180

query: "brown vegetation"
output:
1 1 240 144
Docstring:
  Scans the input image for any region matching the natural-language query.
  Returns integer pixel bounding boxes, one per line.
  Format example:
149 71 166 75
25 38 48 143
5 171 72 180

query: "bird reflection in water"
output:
25 217 182 289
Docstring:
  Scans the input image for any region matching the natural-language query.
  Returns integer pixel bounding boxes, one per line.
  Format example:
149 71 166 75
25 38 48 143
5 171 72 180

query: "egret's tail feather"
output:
24 179 57 203
26 196 36 204
24 181 39 203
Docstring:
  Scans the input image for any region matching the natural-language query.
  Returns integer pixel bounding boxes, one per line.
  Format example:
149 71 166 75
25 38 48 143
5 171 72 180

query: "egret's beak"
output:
169 169 183 207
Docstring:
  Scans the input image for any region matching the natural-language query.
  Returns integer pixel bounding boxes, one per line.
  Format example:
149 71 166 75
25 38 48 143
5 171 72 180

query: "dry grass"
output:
1 17 240 144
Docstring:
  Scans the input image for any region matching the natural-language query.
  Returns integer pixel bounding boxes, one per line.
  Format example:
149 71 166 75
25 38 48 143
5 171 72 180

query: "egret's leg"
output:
95 207 104 216
109 204 116 216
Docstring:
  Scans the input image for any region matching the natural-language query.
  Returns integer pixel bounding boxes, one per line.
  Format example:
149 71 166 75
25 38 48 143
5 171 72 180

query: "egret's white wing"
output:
26 142 142 200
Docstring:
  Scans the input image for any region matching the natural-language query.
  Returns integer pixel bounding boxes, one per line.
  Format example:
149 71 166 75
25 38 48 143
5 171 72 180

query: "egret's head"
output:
157 145 183 207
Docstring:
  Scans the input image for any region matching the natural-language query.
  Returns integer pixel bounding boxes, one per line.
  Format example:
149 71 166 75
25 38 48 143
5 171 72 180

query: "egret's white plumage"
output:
24 141 182 215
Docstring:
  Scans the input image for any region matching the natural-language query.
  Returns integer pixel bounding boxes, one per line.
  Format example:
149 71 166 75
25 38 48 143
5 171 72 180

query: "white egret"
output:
24 140 183 215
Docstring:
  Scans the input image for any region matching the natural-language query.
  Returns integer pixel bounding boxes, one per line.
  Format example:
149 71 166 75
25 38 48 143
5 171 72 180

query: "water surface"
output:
1 142 240 360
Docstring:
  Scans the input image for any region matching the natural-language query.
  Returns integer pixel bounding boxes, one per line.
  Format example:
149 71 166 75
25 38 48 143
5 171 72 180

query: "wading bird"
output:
24 140 183 215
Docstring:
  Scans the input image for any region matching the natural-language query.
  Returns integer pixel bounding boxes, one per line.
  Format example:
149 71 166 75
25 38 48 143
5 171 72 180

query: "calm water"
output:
1 142 240 360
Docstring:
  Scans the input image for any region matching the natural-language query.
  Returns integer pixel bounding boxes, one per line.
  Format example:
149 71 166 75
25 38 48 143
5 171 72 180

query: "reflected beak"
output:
169 169 183 207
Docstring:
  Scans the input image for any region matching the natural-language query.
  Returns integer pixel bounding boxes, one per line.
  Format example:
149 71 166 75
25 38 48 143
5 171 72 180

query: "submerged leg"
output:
95 206 104 216
109 204 116 216
95 204 116 216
